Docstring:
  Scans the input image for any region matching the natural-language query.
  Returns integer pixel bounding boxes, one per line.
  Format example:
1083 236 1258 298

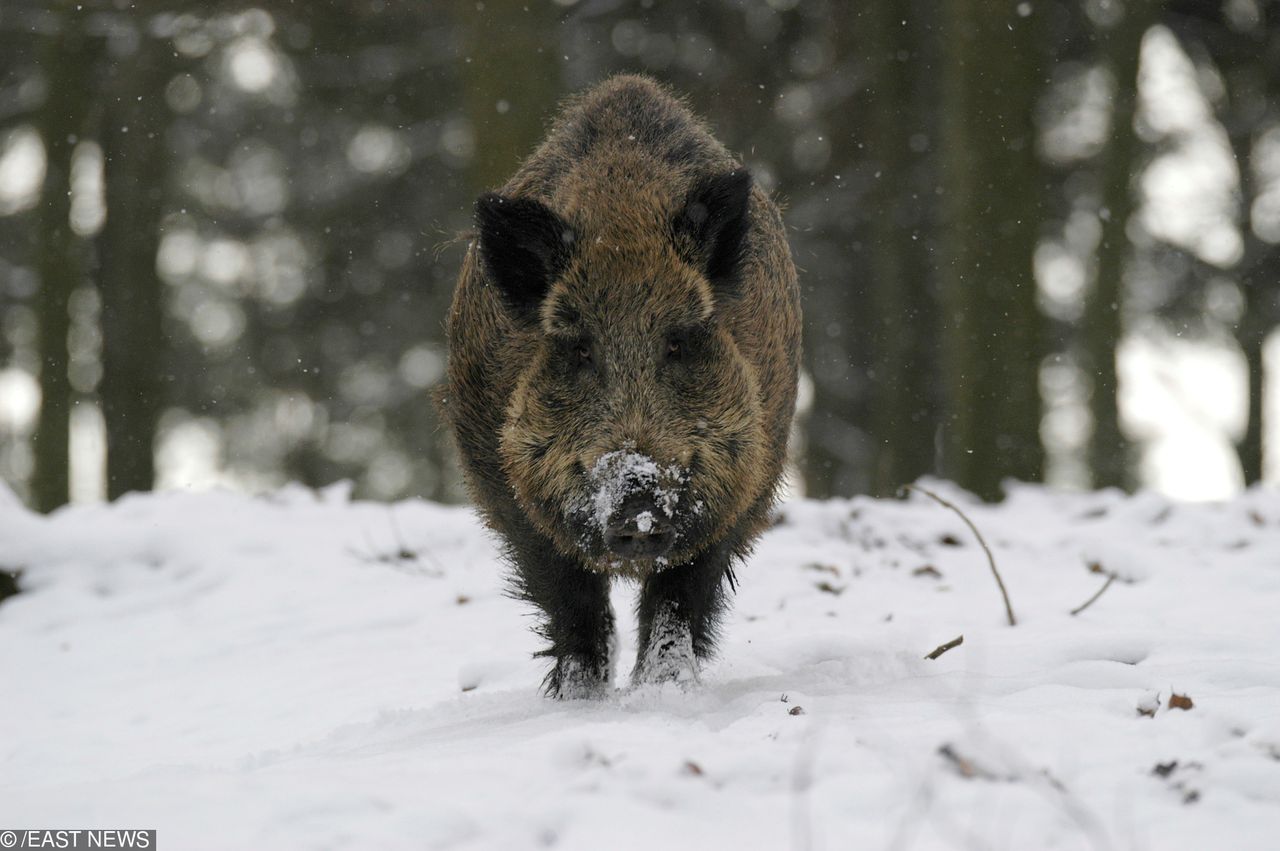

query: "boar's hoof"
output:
632 605 699 688
546 654 612 700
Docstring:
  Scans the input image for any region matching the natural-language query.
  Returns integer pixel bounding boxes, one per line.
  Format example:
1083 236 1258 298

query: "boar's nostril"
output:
604 498 674 559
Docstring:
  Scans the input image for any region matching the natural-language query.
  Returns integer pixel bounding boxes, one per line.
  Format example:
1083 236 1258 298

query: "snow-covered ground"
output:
2 481 1279 849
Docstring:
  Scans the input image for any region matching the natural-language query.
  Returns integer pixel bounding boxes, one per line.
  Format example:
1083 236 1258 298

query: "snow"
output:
2 479 1280 849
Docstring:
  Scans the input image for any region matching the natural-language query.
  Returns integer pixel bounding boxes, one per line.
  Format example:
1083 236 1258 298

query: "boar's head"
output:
475 162 769 573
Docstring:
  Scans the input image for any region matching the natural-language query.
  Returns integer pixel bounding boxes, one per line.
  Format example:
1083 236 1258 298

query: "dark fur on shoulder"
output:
438 75 801 698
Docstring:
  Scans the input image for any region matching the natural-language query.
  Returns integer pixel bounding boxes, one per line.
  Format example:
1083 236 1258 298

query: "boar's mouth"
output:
566 450 705 567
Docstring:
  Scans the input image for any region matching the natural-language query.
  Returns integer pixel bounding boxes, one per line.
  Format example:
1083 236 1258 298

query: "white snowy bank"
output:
2 482 1279 849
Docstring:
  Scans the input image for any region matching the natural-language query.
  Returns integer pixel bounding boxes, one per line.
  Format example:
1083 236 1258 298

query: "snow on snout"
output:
580 451 685 534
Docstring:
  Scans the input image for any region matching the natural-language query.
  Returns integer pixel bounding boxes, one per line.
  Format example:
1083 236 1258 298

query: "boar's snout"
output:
578 450 687 564
604 492 675 560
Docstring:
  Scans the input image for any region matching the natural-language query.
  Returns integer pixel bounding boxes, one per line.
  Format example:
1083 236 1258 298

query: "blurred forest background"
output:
0 0 1277 512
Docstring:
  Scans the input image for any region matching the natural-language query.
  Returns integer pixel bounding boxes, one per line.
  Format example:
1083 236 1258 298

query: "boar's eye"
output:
567 338 595 374
554 336 594 377
665 335 684 362
665 327 705 365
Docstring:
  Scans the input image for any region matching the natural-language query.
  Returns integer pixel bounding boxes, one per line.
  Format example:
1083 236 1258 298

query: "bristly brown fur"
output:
438 74 801 696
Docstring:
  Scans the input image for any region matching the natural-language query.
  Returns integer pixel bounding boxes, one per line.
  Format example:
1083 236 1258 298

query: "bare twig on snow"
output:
924 634 964 660
900 483 1017 626
1070 574 1116 617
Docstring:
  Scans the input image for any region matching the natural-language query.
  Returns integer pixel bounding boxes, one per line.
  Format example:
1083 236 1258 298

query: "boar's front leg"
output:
512 534 615 699
633 544 732 687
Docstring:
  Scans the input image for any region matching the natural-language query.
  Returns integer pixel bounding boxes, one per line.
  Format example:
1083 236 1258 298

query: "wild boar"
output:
439 75 800 697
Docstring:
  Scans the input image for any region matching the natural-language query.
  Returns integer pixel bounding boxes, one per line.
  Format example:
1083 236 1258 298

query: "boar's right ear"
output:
475 193 576 321
673 168 753 296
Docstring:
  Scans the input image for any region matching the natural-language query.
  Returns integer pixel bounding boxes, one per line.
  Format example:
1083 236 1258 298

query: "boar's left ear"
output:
673 168 753 295
475 193 576 320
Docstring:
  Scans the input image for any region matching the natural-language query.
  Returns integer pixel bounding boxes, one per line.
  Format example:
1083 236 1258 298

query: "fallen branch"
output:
1069 574 1116 617
900 484 1017 626
937 743 1011 782
0 567 20 607
924 634 964 660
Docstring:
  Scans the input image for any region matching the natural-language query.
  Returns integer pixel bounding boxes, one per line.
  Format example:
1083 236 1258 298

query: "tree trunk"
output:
938 0 1046 500
1085 2 1157 490
32 13 92 513
1164 3 1277 485
865 0 940 497
1230 148 1269 487
454 0 562 194
1239 307 1265 484
800 12 874 499
1229 26 1278 487
97 31 169 499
